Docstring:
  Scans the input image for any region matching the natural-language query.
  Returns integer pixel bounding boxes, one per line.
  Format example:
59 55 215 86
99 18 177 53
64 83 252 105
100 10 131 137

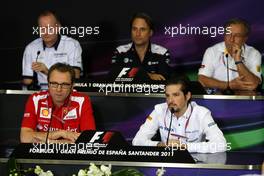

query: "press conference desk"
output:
0 143 262 176
0 149 262 176
1 151 262 169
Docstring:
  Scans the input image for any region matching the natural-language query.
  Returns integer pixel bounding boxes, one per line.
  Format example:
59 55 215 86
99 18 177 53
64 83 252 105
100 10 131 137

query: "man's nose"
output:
167 97 173 104
56 85 63 91
229 34 235 42
136 29 141 36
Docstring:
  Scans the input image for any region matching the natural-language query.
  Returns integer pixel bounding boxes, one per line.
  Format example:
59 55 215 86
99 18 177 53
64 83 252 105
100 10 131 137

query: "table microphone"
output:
36 51 41 62
28 51 41 90
34 51 41 76
166 107 176 145
222 52 234 95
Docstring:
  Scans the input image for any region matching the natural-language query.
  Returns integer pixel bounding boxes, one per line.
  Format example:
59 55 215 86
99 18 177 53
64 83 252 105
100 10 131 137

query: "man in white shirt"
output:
198 18 262 91
132 76 227 153
22 10 82 89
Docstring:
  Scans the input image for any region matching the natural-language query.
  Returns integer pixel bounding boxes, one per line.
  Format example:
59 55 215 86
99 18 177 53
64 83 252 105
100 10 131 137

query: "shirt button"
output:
178 124 180 126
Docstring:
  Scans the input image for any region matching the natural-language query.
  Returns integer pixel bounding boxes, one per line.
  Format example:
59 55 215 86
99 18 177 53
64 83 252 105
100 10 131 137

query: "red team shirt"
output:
21 90 96 132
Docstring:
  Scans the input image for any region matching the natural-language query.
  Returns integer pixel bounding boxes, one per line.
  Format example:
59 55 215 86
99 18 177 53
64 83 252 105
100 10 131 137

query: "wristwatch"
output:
235 60 243 65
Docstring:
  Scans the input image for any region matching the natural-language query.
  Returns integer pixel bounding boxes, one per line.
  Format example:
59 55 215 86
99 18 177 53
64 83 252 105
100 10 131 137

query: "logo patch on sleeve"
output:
24 113 31 117
146 116 152 121
256 65 261 72
208 122 216 127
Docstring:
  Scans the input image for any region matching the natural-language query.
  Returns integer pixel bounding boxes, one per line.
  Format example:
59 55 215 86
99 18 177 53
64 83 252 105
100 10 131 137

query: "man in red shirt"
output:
20 63 95 143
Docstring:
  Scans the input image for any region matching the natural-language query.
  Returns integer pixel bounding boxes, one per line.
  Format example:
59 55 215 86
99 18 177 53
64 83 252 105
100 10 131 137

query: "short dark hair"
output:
224 18 250 36
165 75 191 95
130 12 154 31
38 10 60 24
47 63 75 84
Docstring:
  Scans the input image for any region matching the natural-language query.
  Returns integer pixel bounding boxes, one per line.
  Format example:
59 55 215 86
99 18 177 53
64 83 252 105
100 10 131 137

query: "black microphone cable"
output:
166 108 175 145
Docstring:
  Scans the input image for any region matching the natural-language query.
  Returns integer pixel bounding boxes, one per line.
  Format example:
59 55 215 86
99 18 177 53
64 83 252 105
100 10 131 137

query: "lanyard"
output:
164 104 193 140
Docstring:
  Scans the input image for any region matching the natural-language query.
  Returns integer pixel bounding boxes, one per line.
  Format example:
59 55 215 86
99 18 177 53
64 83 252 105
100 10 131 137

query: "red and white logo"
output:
63 108 77 120
117 68 130 78
115 67 139 82
39 107 51 119
89 131 114 143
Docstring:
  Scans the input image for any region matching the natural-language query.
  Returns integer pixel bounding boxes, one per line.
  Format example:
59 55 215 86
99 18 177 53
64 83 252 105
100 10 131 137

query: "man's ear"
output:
186 92 192 102
150 29 153 37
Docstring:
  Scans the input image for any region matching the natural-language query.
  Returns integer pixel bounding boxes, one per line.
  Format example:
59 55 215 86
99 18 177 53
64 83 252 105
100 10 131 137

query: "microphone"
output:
36 51 41 62
45 111 66 144
166 107 176 145
28 51 41 90
170 107 176 114
222 50 234 95
45 113 54 144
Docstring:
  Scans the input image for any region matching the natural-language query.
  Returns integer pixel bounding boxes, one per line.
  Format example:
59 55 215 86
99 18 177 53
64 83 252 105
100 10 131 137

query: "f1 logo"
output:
89 132 104 143
117 68 130 78
89 131 114 143
117 67 139 78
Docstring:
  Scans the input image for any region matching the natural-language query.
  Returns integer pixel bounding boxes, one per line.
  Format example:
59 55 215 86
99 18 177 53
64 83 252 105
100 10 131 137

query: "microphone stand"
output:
45 114 54 144
28 51 41 90
222 53 234 95
166 108 175 145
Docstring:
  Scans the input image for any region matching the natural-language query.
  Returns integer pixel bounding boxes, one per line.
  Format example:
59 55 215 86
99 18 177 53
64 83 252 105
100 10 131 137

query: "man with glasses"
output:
198 18 262 91
20 63 95 143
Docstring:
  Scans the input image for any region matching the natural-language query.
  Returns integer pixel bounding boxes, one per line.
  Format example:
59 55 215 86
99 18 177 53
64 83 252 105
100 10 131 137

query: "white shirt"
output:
198 42 262 81
132 101 227 153
22 35 83 87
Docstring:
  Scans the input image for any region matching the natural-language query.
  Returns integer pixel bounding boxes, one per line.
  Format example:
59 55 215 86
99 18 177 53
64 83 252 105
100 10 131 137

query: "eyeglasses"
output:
226 33 246 39
49 82 72 89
